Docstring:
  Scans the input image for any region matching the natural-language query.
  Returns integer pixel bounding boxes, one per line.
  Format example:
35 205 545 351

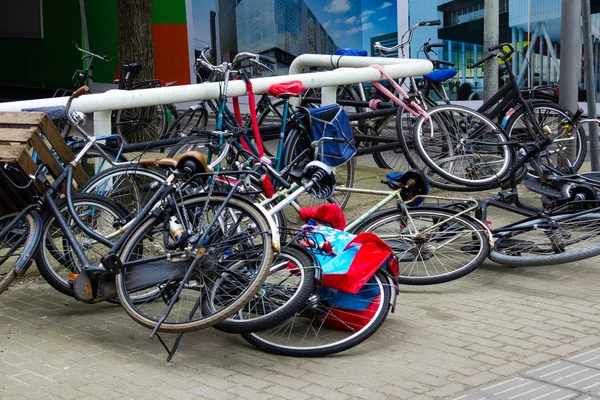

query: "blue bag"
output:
307 104 356 167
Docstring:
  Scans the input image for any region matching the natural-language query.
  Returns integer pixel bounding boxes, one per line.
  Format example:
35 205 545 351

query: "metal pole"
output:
582 0 599 170
483 0 499 101
559 0 582 114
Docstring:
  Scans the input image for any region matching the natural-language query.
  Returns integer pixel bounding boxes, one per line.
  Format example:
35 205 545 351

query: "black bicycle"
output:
0 87 275 338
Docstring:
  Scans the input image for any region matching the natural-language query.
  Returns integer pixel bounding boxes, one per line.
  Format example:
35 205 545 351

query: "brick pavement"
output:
1 249 600 399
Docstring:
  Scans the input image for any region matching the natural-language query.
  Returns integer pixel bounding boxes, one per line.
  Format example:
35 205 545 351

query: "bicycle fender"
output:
252 201 281 253
15 211 43 276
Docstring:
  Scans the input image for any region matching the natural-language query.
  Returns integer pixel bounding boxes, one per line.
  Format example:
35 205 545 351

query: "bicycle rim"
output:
415 105 512 187
490 212 600 266
0 212 40 294
241 270 391 357
351 208 489 285
116 194 273 333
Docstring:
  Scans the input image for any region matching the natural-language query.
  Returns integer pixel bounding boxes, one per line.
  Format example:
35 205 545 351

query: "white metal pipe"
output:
288 54 429 76
0 61 432 113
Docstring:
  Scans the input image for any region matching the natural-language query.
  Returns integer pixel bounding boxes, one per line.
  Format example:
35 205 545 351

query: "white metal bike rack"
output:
0 59 432 137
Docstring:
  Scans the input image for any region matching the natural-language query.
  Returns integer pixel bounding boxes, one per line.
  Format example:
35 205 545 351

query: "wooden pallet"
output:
0 112 88 213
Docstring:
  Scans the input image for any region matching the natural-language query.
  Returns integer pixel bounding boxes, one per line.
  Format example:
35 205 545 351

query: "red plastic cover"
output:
268 80 306 97
298 204 346 230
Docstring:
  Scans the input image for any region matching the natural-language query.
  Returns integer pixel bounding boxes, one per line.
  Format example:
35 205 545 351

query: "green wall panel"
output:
84 0 118 84
152 0 186 24
0 0 81 89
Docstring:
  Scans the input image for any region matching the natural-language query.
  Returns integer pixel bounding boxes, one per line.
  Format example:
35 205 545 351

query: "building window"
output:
0 0 43 38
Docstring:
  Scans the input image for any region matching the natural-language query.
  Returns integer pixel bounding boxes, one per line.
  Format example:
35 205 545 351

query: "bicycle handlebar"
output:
72 42 113 62
72 86 90 98
374 20 441 54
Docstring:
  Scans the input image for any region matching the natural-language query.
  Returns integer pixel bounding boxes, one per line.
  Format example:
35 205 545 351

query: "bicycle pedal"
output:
160 281 181 305
100 252 123 273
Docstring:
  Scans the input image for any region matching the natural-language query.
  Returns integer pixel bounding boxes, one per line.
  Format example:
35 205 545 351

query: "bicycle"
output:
466 133 600 267
1 87 275 340
408 43 586 190
56 42 178 143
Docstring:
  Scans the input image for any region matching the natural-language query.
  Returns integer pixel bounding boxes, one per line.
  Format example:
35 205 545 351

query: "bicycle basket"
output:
307 104 356 167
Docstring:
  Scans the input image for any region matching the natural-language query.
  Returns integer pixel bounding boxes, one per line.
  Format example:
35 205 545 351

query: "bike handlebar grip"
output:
429 43 445 48
435 60 455 67
258 54 276 64
488 43 512 52
72 86 90 98
331 138 347 143
471 58 485 68
420 20 441 26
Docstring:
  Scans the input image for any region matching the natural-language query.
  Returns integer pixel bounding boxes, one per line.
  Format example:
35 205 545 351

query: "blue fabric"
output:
22 106 67 122
306 225 355 269
317 284 381 311
423 68 457 82
307 104 356 167
335 48 368 57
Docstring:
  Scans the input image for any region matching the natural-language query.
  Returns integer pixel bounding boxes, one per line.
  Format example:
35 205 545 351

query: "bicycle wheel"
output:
81 165 166 214
114 104 169 144
0 212 42 294
116 193 273 333
350 207 489 285
166 103 209 139
414 105 512 188
489 211 600 266
282 125 354 210
35 194 130 296
503 102 587 174
241 269 391 357
166 134 212 159
396 97 438 169
211 244 316 334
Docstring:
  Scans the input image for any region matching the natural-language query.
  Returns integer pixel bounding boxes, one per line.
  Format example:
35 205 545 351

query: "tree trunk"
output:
116 0 154 88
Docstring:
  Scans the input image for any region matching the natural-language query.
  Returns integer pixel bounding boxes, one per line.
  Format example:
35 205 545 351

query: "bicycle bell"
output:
70 111 87 127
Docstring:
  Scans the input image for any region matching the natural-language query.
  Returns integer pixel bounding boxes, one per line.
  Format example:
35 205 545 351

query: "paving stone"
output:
525 360 600 395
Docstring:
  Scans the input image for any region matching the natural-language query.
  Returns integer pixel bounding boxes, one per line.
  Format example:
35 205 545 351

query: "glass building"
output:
236 0 337 74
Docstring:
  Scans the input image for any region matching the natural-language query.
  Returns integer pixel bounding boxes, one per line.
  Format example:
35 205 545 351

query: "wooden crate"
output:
0 112 88 213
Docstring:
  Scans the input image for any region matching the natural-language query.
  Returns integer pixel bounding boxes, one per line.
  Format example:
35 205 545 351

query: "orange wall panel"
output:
152 24 191 86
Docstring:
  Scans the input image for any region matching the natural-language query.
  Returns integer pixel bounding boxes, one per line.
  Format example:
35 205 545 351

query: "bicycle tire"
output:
503 101 587 174
414 104 513 188
241 269 391 357
35 194 130 296
166 103 209 139
282 125 354 210
166 134 212 159
489 211 600 266
0 211 42 294
350 207 489 285
81 165 167 214
114 104 169 143
116 193 274 333
211 244 316 334
396 97 438 171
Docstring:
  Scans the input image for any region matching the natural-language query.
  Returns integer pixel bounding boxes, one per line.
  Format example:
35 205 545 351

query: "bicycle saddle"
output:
122 63 142 72
386 169 429 206
423 68 457 82
138 151 210 174
268 81 305 99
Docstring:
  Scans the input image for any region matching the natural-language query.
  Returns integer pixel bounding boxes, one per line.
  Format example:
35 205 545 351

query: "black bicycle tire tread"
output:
115 194 274 333
0 212 41 294
212 245 316 334
241 270 391 357
34 194 130 296
350 207 489 285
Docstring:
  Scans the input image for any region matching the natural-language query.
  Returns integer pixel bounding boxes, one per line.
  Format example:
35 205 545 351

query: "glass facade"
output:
236 0 337 69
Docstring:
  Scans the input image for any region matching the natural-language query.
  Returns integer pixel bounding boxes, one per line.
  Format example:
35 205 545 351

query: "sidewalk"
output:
1 165 600 399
